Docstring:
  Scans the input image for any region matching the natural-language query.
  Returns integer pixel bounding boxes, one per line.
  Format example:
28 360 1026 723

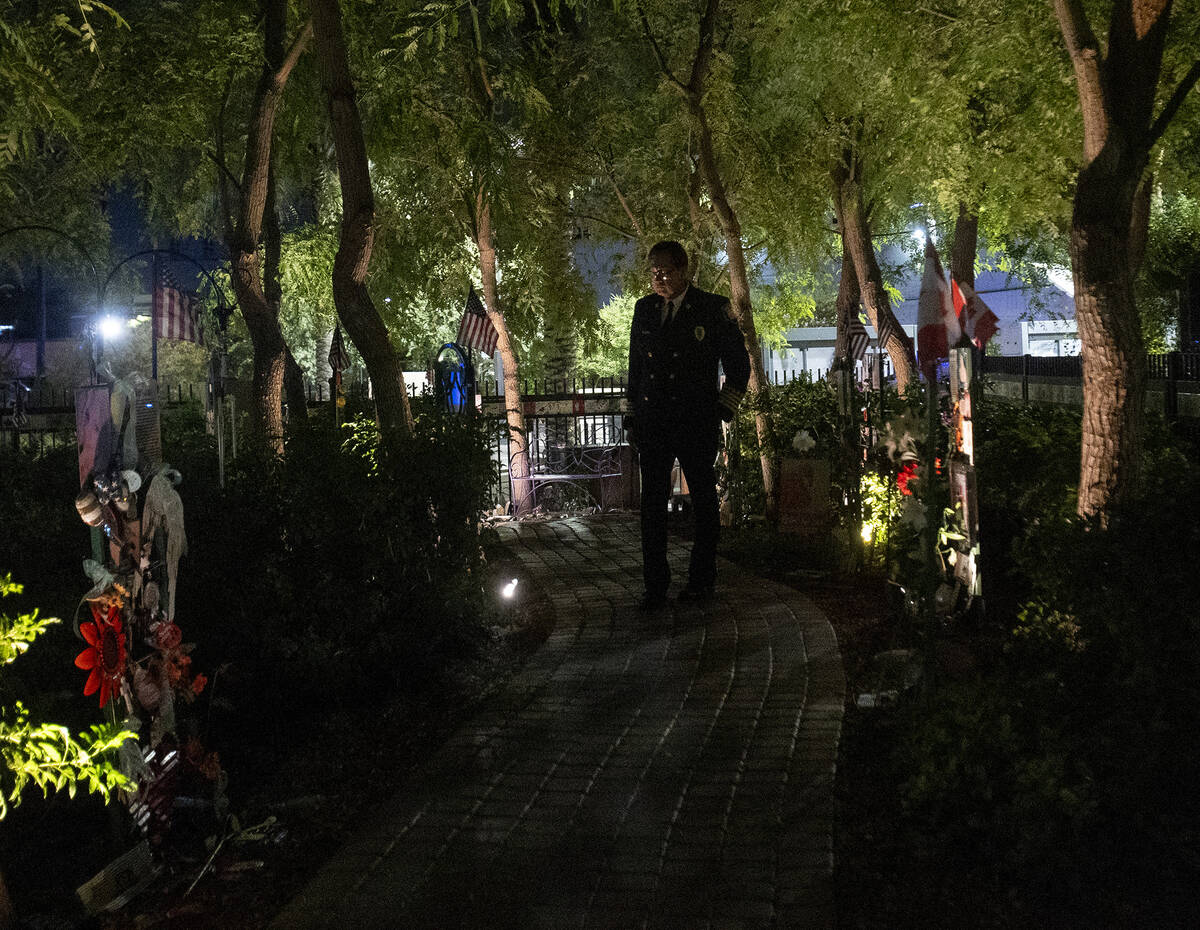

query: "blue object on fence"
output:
436 343 475 414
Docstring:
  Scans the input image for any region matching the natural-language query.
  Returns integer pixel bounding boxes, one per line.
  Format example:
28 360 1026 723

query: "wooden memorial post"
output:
948 346 982 606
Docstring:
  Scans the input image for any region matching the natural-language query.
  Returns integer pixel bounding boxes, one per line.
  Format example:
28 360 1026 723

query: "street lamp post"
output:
101 248 235 485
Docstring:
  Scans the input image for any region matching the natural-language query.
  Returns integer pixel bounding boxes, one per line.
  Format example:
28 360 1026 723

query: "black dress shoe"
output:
676 584 715 604
639 590 668 611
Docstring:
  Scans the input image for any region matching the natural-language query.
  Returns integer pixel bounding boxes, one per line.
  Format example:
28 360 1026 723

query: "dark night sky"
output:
2 186 225 339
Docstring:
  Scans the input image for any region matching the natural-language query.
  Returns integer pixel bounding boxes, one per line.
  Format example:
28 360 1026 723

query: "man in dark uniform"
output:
625 240 751 610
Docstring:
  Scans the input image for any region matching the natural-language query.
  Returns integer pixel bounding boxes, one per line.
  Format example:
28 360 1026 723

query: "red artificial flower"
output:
897 461 919 497
191 673 207 695
75 602 128 709
153 622 182 652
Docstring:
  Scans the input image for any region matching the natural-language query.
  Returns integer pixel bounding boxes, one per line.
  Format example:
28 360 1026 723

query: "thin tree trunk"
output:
835 234 860 363
950 201 979 290
474 193 531 511
310 0 414 442
831 157 917 392
643 0 778 519
476 197 531 511
690 104 777 521
224 2 312 455
262 14 311 427
835 233 864 564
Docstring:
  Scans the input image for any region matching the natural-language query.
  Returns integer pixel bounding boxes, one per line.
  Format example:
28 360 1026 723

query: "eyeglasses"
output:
650 266 681 281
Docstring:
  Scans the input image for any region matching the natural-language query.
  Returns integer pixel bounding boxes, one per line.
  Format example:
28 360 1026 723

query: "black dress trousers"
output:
638 424 720 596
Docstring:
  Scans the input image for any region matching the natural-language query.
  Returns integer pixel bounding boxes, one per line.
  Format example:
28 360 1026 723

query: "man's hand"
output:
622 414 638 449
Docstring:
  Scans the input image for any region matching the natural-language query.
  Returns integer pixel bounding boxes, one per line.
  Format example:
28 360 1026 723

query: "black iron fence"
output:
9 357 1197 506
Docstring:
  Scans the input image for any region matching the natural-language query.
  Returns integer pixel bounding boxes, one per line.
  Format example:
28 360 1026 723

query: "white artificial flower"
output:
792 429 816 453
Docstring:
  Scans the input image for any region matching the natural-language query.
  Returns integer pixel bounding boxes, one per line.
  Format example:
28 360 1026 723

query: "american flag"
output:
876 309 898 353
153 269 202 344
456 286 498 356
328 324 351 372
848 315 870 361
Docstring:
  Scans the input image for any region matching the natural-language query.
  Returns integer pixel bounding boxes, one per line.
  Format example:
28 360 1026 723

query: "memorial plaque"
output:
778 457 830 536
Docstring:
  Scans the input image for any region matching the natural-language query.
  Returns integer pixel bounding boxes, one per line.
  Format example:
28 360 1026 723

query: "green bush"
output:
176 402 499 715
893 424 1200 920
0 575 133 818
727 375 858 525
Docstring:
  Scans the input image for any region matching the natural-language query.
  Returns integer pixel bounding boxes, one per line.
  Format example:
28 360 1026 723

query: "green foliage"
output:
724 375 838 521
1139 192 1200 352
177 402 499 711
974 395 1080 616
0 574 133 818
888 406 1200 918
575 293 634 378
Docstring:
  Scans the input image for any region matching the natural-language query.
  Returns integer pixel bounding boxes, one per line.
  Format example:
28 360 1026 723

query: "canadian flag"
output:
917 239 961 379
951 278 1000 350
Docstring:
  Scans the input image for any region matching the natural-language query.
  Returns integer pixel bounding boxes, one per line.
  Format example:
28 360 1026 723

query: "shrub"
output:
0 574 132 818
177 403 499 714
892 424 1200 921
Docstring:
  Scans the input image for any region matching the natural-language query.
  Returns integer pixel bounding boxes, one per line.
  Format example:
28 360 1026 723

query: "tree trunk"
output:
651 0 776 521
831 158 917 392
475 193 531 512
310 0 414 443
950 201 979 289
223 2 311 454
260 74 311 426
835 234 864 564
230 260 288 451
1053 0 1196 521
690 105 777 520
1070 163 1147 520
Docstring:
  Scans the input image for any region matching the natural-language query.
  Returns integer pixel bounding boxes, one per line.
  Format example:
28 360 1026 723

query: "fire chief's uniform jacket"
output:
625 285 750 447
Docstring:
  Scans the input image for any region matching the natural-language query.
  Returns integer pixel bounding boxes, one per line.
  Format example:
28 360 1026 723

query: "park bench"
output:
509 440 627 514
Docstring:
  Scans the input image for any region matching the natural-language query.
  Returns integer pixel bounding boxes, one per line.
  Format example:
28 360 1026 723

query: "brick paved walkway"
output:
271 515 844 929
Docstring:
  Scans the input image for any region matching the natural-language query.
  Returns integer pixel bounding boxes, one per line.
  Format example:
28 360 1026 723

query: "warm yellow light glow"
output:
860 523 873 543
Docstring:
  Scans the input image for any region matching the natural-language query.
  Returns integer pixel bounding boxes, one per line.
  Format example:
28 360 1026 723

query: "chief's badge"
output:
694 325 706 341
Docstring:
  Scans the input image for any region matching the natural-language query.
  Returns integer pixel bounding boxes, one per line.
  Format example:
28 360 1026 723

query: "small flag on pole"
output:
876 310 898 353
456 286 499 356
153 269 203 344
917 239 961 378
951 278 1000 350
848 315 870 361
328 324 351 372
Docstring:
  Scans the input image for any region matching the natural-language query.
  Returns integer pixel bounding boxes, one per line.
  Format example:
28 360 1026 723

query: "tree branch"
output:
688 0 720 97
636 2 688 95
1054 0 1107 155
1054 0 1101 69
605 172 643 238
1147 58 1200 149
555 200 638 240
467 1 495 102
275 18 313 87
212 71 239 245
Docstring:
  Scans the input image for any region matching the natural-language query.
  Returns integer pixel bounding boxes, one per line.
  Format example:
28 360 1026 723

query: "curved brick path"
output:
271 515 844 929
